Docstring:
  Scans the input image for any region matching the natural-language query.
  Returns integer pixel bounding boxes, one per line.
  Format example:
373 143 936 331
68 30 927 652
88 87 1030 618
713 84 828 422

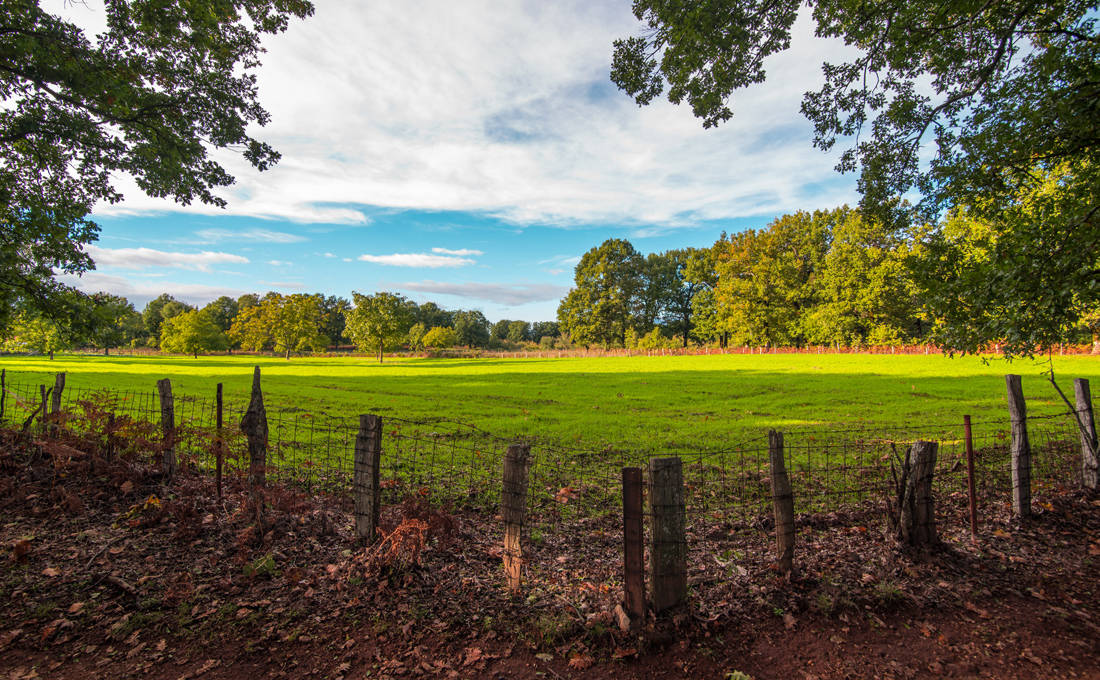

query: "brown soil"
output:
1 430 1098 680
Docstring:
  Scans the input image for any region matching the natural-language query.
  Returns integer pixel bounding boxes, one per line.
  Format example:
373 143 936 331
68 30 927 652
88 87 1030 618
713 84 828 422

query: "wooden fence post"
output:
1006 374 1031 519
38 385 48 435
157 378 176 480
48 372 65 437
240 367 268 493
0 368 5 423
769 431 795 576
964 415 979 540
649 457 686 613
622 467 645 625
1074 378 1098 491
501 443 530 595
354 414 382 543
898 441 939 546
215 383 224 500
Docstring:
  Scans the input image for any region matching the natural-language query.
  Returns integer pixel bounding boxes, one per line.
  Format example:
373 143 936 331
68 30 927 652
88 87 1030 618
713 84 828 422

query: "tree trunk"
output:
49 350 54 360
104 347 109 356
378 341 383 363
285 348 290 360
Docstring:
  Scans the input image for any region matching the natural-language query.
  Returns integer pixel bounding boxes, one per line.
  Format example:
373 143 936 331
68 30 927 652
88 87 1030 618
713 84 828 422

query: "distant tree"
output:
1 311 70 357
320 295 350 345
506 320 530 344
656 248 709 347
237 293 260 312
558 239 644 348
228 304 272 352
346 292 415 362
142 294 194 347
415 302 453 329
421 326 459 349
407 322 428 350
269 294 328 358
452 310 491 348
202 296 239 333
491 319 512 342
530 321 560 343
160 310 229 356
84 293 143 355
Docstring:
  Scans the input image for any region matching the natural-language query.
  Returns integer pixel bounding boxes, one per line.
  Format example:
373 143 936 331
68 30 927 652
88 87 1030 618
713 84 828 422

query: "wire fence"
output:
0 372 1086 525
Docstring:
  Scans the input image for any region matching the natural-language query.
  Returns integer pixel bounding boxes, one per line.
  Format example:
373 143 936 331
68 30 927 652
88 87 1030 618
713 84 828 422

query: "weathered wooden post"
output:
0 368 6 423
240 367 268 494
354 414 382 543
157 378 176 480
1074 378 1098 490
48 372 65 437
215 383 224 500
769 431 795 576
1006 375 1031 519
501 443 530 595
38 385 48 435
898 441 938 546
622 467 645 625
649 457 686 613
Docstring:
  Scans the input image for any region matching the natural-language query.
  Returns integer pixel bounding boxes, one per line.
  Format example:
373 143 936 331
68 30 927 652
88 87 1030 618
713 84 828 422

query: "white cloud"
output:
57 271 248 308
358 253 475 268
401 280 569 305
195 228 307 244
85 245 248 272
432 247 484 256
83 1 859 227
323 252 337 258
267 260 293 266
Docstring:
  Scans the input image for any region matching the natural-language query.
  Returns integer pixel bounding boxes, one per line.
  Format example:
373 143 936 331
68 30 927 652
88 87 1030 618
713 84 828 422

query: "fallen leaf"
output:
41 567 60 577
568 654 594 670
463 647 483 667
535 653 554 662
783 612 797 630
612 647 637 659
11 539 31 563
67 602 84 615
120 480 133 494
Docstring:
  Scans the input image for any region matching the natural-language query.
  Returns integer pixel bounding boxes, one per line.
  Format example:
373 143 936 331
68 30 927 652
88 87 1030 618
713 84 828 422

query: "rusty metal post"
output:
964 415 979 540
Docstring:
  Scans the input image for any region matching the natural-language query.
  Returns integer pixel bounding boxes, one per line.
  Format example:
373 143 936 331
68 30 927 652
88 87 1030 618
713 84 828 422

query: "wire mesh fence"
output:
0 372 1088 535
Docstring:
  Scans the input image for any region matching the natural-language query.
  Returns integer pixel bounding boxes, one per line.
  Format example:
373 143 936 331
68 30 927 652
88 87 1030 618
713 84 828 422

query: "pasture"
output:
1 351 1096 452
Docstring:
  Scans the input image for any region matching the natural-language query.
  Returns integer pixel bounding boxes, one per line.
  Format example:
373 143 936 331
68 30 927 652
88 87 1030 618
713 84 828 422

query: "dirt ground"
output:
1 430 1098 679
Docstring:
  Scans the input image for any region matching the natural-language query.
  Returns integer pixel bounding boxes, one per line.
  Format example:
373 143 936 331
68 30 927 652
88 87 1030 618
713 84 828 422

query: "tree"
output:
202 296 239 334
228 303 272 352
557 239 644 348
83 293 143 354
611 0 1099 353
421 326 458 349
346 292 414 362
160 309 228 356
530 321 560 343
415 302 453 329
657 248 709 347
1 310 69 357
320 295 350 346
452 310 491 348
491 319 512 342
0 0 313 330
227 292 325 358
506 320 530 344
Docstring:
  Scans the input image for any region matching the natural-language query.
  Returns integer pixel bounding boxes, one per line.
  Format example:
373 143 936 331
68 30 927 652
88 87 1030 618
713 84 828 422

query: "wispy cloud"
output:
432 247 484 256
85 245 248 272
195 228 307 244
57 271 248 307
267 260 293 266
86 2 858 228
358 252 475 268
401 280 569 305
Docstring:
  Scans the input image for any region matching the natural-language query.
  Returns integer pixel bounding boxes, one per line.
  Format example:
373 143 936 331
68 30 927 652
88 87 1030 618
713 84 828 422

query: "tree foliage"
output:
558 239 643 348
0 0 313 329
611 0 1099 353
346 292 414 362
160 309 228 355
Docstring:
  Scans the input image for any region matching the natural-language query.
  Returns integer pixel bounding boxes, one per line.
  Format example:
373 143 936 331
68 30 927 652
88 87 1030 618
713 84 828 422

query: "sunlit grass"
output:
1 352 1096 451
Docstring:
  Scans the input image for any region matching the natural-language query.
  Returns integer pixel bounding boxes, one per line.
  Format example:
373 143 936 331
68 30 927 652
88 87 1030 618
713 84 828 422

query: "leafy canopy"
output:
0 0 313 328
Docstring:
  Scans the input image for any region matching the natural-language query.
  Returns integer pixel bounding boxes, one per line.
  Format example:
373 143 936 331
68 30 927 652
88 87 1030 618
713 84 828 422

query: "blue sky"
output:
54 0 860 322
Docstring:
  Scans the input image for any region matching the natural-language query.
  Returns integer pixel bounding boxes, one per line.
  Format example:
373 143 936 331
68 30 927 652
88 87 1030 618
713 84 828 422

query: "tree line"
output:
0 290 561 361
557 205 1100 354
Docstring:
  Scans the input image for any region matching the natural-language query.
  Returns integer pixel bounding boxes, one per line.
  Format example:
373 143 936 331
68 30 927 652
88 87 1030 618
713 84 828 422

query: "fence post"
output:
38 385 48 435
899 441 938 546
354 414 382 543
156 378 176 480
649 456 686 613
964 415 979 540
622 467 645 625
240 367 268 494
0 368 5 423
1005 374 1031 519
215 383 224 500
501 443 530 595
48 372 65 437
769 431 795 576
1074 378 1098 490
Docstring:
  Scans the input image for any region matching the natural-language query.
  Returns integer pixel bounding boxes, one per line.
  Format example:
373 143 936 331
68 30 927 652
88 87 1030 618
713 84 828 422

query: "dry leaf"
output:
783 612 797 630
120 480 133 494
67 602 84 615
11 539 32 563
462 647 483 667
568 654 594 670
612 647 637 659
41 567 60 577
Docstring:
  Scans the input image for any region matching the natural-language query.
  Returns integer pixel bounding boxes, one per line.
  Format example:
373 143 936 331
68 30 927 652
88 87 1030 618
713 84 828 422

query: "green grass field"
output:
1 352 1096 453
